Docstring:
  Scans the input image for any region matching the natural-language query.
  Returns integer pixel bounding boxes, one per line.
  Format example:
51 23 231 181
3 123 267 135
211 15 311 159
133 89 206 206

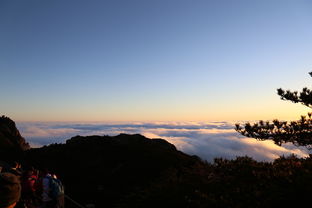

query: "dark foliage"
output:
236 72 312 147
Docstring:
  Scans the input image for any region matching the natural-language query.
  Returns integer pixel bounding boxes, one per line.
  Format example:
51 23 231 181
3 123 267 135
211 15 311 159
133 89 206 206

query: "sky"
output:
1 0 312 122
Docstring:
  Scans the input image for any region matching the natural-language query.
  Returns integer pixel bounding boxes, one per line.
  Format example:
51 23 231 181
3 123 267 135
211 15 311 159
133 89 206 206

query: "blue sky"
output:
1 0 312 122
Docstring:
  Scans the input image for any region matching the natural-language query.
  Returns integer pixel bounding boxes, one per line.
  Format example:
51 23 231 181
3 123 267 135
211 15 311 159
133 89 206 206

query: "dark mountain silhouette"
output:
24 135 312 208
24 134 202 207
0 116 30 160
2 116 312 207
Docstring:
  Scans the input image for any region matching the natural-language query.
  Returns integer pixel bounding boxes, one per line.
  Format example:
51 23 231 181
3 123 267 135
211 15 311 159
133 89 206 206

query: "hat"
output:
0 173 21 208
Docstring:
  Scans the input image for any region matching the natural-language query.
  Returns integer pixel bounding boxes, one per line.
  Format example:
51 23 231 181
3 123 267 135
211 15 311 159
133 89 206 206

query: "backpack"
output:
21 175 37 193
48 177 64 198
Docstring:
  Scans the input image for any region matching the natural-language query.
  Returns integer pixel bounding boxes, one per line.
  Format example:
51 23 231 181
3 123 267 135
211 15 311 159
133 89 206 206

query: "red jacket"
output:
22 174 37 193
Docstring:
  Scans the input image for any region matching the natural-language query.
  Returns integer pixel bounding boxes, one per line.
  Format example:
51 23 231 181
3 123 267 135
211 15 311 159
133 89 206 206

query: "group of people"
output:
0 162 64 208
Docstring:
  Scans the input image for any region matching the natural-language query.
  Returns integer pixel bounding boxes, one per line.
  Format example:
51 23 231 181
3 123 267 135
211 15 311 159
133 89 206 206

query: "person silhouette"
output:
0 172 21 208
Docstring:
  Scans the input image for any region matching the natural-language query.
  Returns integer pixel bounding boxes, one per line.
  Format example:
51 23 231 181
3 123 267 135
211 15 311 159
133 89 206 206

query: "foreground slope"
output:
25 134 312 208
25 134 202 207
2 116 312 207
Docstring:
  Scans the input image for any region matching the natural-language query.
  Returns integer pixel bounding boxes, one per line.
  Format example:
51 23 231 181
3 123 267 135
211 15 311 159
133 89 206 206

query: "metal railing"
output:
64 194 87 208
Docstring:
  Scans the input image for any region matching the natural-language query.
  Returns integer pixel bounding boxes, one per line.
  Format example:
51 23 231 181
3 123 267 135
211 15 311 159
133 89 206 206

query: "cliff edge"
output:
0 116 30 158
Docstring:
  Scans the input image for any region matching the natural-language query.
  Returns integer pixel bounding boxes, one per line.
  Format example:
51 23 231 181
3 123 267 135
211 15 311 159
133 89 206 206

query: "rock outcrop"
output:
0 116 30 158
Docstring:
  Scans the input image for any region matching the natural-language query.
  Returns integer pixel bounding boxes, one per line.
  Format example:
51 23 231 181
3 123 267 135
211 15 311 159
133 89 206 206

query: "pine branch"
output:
277 72 312 108
235 113 312 148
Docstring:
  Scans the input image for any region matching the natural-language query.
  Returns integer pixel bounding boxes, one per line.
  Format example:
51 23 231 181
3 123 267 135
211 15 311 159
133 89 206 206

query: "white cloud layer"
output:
17 121 310 162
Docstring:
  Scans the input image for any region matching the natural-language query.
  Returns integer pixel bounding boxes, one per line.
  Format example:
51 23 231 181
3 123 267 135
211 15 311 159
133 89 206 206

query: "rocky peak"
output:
0 116 30 152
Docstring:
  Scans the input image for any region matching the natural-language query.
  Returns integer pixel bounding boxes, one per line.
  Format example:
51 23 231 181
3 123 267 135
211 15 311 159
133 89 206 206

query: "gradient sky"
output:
1 0 312 122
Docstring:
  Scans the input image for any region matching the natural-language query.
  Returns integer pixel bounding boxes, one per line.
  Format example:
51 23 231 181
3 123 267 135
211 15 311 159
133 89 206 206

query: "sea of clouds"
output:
16 121 310 162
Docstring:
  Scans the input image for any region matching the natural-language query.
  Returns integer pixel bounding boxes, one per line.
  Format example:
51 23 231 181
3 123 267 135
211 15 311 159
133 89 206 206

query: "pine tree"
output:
235 72 312 148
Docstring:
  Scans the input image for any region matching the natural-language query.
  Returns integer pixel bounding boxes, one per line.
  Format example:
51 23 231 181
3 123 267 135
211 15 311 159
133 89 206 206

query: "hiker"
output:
51 174 64 208
41 170 54 208
33 170 44 205
20 168 38 208
41 170 64 208
0 172 21 208
7 162 22 178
